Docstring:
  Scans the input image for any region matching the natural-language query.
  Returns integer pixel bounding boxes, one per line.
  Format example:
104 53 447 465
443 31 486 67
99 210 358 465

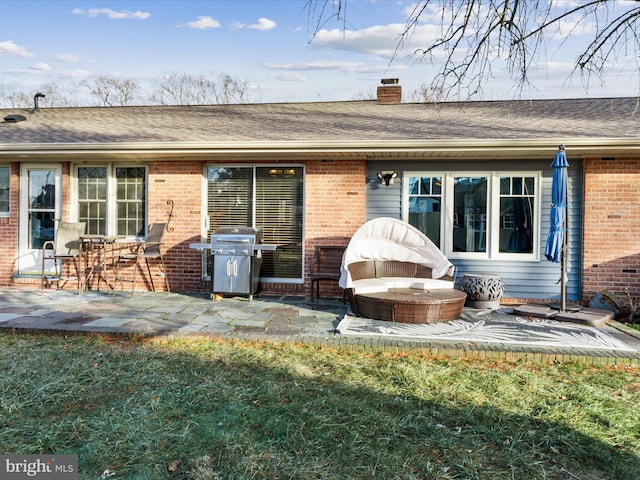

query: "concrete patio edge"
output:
1 287 639 365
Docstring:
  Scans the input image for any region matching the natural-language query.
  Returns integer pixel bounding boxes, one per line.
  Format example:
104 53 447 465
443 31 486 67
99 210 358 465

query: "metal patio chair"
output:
41 221 86 295
114 223 170 296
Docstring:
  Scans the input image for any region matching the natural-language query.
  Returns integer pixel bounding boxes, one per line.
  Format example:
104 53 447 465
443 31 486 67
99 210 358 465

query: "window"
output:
76 165 147 236
404 172 539 259
78 167 107 234
207 166 304 281
116 167 146 236
0 166 9 216
453 176 488 253
28 169 56 248
407 176 442 247
499 176 535 254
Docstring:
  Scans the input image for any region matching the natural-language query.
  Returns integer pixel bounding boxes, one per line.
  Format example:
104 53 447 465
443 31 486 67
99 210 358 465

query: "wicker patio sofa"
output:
346 259 454 294
340 218 465 323
344 259 463 322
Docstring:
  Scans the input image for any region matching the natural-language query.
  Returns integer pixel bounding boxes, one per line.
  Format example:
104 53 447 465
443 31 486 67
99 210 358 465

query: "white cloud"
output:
185 16 221 29
245 17 277 31
6 62 51 75
551 0 582 7
72 8 151 20
0 40 34 58
64 69 94 79
5 62 52 75
264 60 400 75
5 67 94 82
55 53 86 63
549 16 596 40
312 22 438 58
29 62 51 72
536 60 576 75
264 60 365 72
271 73 308 81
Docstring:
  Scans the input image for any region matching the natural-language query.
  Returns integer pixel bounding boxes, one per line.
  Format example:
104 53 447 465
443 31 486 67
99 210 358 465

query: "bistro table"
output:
80 235 126 292
354 288 467 324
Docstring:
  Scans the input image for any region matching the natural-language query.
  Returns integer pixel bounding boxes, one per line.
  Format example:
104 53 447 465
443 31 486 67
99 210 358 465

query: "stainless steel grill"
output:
190 226 276 300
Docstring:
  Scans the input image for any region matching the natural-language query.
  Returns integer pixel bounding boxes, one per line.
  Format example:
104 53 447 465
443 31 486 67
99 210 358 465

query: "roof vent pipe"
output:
3 114 27 123
33 92 45 111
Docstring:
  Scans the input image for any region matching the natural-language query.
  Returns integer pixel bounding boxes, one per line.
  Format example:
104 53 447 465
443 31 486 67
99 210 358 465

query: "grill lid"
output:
210 226 262 245
214 226 260 236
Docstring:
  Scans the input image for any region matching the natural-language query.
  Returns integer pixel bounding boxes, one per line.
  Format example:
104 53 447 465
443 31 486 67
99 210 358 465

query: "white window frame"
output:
71 163 148 238
403 171 541 261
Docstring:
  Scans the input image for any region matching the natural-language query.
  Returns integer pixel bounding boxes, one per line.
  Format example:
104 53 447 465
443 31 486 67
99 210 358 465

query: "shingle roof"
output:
1 97 638 160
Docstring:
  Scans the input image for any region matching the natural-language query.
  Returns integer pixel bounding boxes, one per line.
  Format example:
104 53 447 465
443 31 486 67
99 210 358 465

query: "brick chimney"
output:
377 78 401 104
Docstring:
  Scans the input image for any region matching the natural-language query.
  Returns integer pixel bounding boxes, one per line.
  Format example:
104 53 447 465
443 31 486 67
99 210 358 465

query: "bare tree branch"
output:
305 0 349 40
307 0 640 99
83 76 140 106
150 72 257 105
0 71 258 108
578 7 640 69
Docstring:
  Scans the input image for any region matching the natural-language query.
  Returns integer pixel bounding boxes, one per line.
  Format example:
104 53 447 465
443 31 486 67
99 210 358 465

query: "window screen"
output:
0 166 9 216
116 167 146 236
499 176 535 253
256 167 303 279
453 177 488 253
207 167 253 235
407 176 442 247
206 166 304 280
78 167 107 235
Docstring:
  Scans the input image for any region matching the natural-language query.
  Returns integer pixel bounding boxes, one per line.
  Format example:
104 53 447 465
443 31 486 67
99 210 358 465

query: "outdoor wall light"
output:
377 171 398 186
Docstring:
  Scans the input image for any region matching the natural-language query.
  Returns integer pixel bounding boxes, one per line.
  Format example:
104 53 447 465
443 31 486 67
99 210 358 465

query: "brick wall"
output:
2 159 368 296
146 158 367 296
582 158 640 302
146 161 204 292
0 163 19 286
298 159 366 298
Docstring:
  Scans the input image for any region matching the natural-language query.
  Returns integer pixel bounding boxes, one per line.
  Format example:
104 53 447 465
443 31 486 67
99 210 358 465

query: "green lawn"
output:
1 333 639 479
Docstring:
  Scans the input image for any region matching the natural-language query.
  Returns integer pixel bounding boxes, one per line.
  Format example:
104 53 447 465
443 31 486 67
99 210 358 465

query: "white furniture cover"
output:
339 217 455 290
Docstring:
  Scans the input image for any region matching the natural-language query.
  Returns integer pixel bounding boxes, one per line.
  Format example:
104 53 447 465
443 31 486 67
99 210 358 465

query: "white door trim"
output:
18 164 62 274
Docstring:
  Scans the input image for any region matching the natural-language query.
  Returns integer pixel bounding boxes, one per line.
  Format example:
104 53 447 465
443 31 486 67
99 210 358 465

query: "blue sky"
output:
1 1 638 105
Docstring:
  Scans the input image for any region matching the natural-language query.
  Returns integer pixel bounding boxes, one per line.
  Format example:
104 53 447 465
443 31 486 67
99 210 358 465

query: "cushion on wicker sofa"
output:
348 259 455 294
351 276 455 295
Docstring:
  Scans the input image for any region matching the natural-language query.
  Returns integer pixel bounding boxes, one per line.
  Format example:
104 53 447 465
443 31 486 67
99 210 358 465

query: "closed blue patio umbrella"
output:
545 145 569 310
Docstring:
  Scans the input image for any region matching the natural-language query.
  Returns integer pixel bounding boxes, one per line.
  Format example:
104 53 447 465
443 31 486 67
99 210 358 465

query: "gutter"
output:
1 138 639 161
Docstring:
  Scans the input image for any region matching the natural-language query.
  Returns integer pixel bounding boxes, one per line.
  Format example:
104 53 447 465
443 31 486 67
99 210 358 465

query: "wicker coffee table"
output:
355 288 467 324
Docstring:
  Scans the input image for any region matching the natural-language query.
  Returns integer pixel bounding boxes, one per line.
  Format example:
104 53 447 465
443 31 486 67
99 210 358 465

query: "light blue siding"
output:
366 159 583 301
366 175 402 220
